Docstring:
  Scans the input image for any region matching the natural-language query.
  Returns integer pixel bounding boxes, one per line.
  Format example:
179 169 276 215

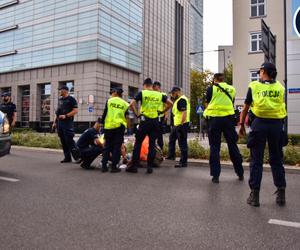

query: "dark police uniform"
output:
172 95 190 167
244 79 287 206
77 127 102 169
127 90 167 173
101 94 129 173
56 95 79 162
166 111 178 160
204 82 244 182
0 101 16 126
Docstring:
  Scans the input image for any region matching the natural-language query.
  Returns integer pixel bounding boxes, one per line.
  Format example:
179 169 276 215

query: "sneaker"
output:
247 189 260 207
146 168 153 174
238 175 244 181
101 166 109 173
60 158 71 163
174 163 187 168
126 167 138 173
211 177 219 183
80 162 94 169
111 167 121 173
275 187 286 206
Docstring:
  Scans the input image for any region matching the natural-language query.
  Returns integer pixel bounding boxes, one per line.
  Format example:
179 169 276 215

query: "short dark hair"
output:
213 73 225 82
153 81 161 87
143 78 153 85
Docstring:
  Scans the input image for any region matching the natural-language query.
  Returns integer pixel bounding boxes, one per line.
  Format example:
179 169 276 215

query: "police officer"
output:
166 96 178 160
126 78 172 174
203 73 244 183
0 92 17 129
76 118 103 169
101 87 129 173
52 86 80 163
153 81 167 150
170 87 190 168
239 62 287 207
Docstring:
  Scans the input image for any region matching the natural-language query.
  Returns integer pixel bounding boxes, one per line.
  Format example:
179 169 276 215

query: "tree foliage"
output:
224 63 233 85
190 69 213 127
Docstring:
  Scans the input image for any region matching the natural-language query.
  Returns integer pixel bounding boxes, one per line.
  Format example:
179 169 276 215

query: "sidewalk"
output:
12 145 300 174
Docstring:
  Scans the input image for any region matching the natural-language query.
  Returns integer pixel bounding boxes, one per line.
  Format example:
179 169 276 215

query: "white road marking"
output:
0 176 20 182
268 219 300 229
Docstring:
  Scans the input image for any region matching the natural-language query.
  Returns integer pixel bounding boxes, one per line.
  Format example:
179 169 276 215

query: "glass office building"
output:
189 0 203 71
0 0 196 130
0 0 143 73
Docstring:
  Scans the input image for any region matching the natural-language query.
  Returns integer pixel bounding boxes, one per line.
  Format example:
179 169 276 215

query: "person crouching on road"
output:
76 118 103 169
100 87 129 173
203 73 244 183
126 78 173 174
239 62 287 207
169 87 190 168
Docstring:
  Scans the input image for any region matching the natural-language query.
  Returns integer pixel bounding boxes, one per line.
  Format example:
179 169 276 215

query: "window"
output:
20 85 30 128
40 83 51 128
250 32 262 52
250 70 259 82
250 0 265 17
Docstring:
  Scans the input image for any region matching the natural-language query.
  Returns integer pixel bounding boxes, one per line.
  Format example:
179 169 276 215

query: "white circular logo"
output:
293 6 300 37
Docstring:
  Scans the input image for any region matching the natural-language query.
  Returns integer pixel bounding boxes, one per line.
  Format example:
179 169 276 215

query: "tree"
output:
224 63 233 85
190 70 214 128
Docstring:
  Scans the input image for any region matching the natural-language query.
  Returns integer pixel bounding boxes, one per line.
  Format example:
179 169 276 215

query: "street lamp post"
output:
189 49 226 72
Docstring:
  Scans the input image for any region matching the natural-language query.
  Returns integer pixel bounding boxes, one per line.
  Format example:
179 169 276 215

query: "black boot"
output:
111 166 121 173
211 176 219 183
101 166 109 173
247 189 260 207
275 187 286 206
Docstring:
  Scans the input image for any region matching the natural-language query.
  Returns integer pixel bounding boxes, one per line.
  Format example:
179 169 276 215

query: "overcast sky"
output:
203 0 233 72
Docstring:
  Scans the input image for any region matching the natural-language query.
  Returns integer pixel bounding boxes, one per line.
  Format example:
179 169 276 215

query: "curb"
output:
12 146 300 174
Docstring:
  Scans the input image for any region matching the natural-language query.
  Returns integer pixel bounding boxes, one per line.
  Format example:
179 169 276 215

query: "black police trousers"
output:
132 118 159 168
208 116 244 178
168 126 178 158
157 119 164 150
57 120 78 161
248 118 286 190
102 125 125 168
175 123 189 165
79 146 102 167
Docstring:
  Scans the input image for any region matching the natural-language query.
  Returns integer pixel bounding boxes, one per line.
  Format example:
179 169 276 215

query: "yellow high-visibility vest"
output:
172 95 190 126
104 96 129 129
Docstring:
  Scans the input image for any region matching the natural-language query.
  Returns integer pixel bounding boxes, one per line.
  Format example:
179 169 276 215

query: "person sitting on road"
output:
76 119 103 169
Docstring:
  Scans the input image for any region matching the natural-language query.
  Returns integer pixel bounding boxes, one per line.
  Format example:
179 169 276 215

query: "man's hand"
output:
52 122 57 130
11 121 16 127
58 114 67 120
239 124 246 137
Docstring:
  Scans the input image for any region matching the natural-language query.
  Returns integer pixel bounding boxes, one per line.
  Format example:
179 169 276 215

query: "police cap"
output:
110 87 123 95
258 62 277 74
153 81 161 87
1 92 11 97
143 78 153 85
169 86 181 93
59 85 69 91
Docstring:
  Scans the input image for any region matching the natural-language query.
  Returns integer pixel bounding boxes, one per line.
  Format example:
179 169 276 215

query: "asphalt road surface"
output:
1 148 300 250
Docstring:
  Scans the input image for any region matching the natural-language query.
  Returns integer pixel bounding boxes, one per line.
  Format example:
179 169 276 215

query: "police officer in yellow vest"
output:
170 86 190 168
204 73 244 183
239 62 287 207
126 78 173 174
153 81 168 150
101 87 129 173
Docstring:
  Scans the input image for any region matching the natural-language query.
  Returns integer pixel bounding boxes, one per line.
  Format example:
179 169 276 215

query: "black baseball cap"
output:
169 86 181 93
110 87 123 95
257 62 277 74
1 92 11 97
59 85 69 91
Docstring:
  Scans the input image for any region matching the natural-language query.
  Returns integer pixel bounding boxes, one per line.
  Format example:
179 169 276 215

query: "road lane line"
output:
0 176 20 182
268 219 300 229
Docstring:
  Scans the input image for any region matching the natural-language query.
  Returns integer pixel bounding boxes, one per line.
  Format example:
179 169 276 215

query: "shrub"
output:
284 146 300 165
288 134 300 146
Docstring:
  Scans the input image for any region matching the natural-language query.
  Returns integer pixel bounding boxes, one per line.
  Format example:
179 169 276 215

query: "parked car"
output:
0 111 11 157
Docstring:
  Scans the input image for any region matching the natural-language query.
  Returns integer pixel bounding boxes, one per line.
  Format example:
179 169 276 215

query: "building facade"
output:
218 45 233 73
189 0 203 71
0 0 196 131
233 0 300 133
